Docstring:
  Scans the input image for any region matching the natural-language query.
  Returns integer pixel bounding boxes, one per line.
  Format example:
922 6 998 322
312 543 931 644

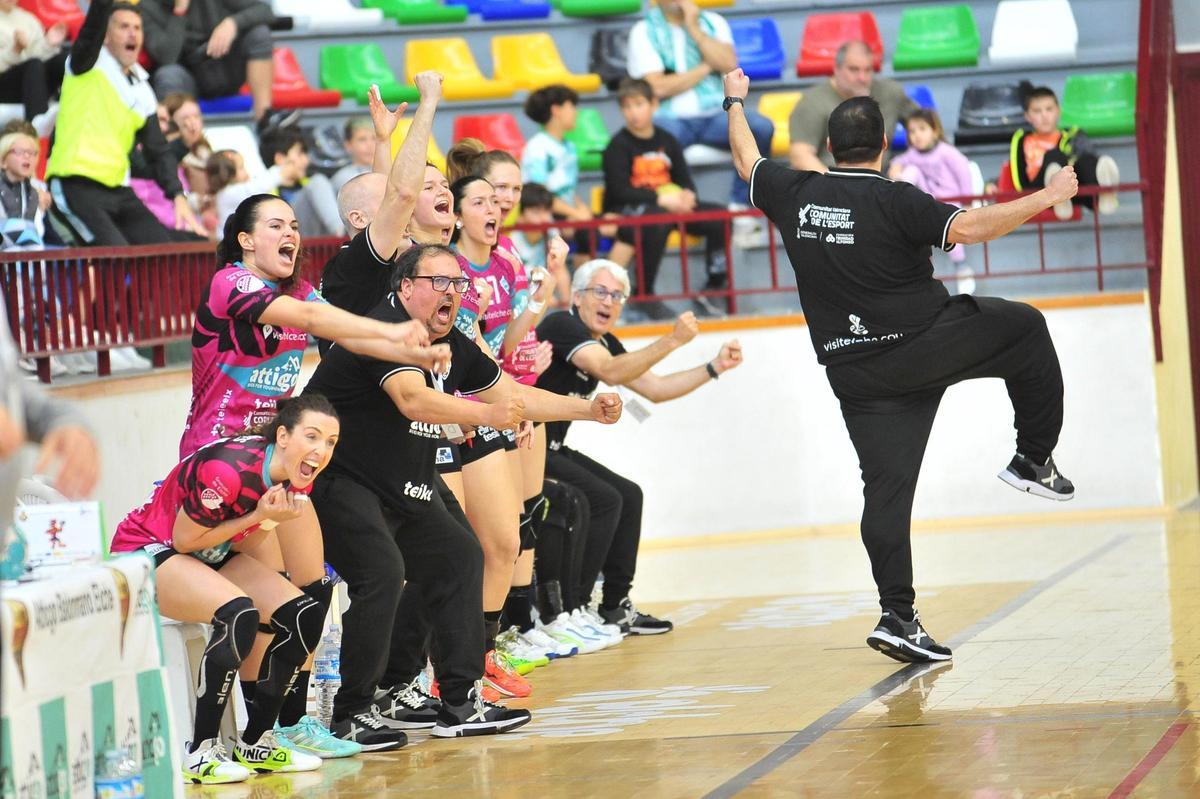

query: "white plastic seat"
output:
988 0 1078 66
683 144 730 167
205 125 267 180
272 0 384 33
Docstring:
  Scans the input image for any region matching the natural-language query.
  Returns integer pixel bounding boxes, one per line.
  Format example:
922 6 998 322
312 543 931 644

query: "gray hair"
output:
834 40 874 69
572 259 631 298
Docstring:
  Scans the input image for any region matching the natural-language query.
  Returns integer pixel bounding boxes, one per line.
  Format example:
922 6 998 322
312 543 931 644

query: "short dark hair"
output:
828 96 884 164
390 243 459 291
524 84 579 125
259 127 307 167
111 2 142 16
520 182 554 212
1022 85 1059 111
251 393 339 437
616 78 655 105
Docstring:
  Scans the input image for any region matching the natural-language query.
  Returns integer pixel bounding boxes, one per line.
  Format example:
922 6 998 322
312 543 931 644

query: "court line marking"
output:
1107 721 1190 799
702 533 1130 799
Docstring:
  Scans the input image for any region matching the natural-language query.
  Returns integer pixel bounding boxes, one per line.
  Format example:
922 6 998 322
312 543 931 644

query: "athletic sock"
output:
240 680 257 704
504 585 534 633
278 670 311 727
484 610 503 651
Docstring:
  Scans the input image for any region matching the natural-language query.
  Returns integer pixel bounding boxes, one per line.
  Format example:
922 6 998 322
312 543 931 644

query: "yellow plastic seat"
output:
757 91 802 157
492 33 602 94
389 116 447 173
693 0 734 6
406 38 514 101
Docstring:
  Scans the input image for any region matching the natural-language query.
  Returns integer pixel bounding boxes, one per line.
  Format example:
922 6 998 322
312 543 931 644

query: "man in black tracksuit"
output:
723 68 1077 664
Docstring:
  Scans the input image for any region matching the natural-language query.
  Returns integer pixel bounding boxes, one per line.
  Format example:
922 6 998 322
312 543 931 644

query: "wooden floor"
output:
189 510 1200 798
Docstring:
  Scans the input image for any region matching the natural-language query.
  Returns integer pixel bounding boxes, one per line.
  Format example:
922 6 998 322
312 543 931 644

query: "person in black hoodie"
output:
602 78 729 319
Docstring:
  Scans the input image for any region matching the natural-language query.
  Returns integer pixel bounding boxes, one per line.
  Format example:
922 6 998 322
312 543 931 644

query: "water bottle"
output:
94 750 125 799
116 748 144 798
313 624 342 729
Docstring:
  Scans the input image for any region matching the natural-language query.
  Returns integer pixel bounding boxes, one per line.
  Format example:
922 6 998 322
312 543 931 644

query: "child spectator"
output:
0 128 47 248
1008 85 1119 220
206 148 281 231
602 77 728 318
521 85 597 251
509 182 571 308
0 0 66 128
258 126 341 236
332 116 374 194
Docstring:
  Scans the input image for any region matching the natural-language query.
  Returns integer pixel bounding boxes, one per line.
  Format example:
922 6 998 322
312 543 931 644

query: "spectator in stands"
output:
163 92 212 196
536 260 742 635
626 0 773 217
208 148 281 231
44 0 205 245
130 99 210 237
603 77 729 319
0 128 48 249
509 183 571 308
332 116 374 194
0 0 66 130
521 85 594 239
140 0 286 129
789 40 918 173
259 127 341 237
1008 85 1120 220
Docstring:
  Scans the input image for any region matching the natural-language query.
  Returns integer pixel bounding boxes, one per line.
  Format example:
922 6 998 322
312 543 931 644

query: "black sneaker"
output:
430 683 532 738
329 705 407 752
598 597 673 635
998 452 1074 501
373 677 440 729
256 107 301 135
866 609 952 663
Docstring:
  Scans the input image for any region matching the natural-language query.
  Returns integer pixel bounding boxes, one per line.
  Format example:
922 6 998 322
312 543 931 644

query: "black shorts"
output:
434 441 462 475
141 542 237 571
456 426 517 470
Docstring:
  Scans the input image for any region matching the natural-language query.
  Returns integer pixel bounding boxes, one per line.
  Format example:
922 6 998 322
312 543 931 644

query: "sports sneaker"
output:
570 607 622 647
496 628 551 674
275 716 362 759
484 649 532 698
523 625 577 658
866 609 953 663
543 611 608 654
998 452 1074 501
1096 154 1120 215
598 598 674 636
581 606 624 638
181 738 251 785
233 730 321 773
373 678 439 729
1043 163 1076 221
430 682 532 738
329 706 408 752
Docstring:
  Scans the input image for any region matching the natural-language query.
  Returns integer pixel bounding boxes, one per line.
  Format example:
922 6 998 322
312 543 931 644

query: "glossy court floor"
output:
189 510 1200 798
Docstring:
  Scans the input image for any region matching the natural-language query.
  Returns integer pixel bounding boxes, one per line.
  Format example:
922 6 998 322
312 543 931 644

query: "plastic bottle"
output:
116 748 144 798
94 750 126 799
313 624 342 729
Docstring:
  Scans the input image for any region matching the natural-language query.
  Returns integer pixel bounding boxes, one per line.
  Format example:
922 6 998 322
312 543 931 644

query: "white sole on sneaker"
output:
1043 163 1075 220
997 469 1074 501
1095 154 1120 214
430 715 531 738
866 630 952 663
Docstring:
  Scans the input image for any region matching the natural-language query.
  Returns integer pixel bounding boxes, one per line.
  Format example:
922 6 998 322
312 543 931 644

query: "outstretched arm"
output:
69 0 113 74
571 312 699 386
723 69 762 182
625 339 742 402
948 165 1079 245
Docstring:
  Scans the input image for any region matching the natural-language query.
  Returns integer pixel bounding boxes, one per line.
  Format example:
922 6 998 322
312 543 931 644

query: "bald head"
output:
337 172 387 235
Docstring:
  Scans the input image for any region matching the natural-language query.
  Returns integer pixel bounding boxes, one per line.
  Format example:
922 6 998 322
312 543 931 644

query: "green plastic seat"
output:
563 108 610 172
560 0 641 18
320 44 419 105
893 4 980 70
1060 71 1136 137
362 0 468 24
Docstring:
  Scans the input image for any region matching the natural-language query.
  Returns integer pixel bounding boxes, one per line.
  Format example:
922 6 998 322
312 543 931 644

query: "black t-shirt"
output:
601 126 695 212
749 158 962 364
535 309 625 449
317 228 398 355
304 293 502 511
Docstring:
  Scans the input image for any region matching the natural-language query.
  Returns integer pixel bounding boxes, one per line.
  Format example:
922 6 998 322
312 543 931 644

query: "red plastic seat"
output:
18 0 84 40
253 48 342 109
795 12 882 77
452 113 526 160
997 161 1081 223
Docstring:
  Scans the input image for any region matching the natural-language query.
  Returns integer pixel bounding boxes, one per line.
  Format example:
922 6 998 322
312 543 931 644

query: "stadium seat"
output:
444 0 484 12
891 84 935 151
272 0 385 33
206 125 268 178
684 144 728 166
493 33 602 94
321 44 418 105
18 0 84 40
731 18 786 81
693 0 734 6
795 12 882 77
264 48 342 109
198 95 254 115
560 0 642 18
1060 72 1136 137
590 28 631 90
362 0 469 24
757 91 802 157
453 113 526 159
563 108 610 172
892 5 980 71
479 0 552 20
406 38 514 101
997 160 1081 222
390 117 447 173
954 81 1030 145
988 0 1078 67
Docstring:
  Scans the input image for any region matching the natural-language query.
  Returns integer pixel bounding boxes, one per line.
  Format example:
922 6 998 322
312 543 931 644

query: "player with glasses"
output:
534 258 743 635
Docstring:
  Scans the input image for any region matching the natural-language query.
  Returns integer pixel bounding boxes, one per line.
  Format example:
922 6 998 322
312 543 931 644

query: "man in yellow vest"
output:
45 0 204 245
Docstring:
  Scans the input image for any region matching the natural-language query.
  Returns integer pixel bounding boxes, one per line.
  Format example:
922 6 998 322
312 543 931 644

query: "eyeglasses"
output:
7 149 37 159
582 286 626 304
409 275 472 293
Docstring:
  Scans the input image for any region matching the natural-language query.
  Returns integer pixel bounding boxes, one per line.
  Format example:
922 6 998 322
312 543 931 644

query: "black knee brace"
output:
265 594 325 668
301 576 333 614
205 596 259 673
519 493 546 551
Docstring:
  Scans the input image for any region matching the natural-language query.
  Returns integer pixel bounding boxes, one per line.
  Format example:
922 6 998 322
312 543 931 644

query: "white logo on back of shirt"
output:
849 315 868 336
797 204 811 226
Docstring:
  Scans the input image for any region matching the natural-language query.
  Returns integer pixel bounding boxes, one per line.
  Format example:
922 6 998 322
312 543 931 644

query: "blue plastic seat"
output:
730 18 785 81
198 95 253 115
891 84 936 151
478 0 550 19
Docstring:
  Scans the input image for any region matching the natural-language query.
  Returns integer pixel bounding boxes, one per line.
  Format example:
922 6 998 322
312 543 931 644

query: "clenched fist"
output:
590 392 623 424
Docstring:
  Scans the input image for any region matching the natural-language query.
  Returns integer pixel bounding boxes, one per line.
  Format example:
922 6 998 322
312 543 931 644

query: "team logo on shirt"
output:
849 315 869 336
200 488 223 510
235 274 267 294
797 204 856 245
404 481 434 502
435 447 454 465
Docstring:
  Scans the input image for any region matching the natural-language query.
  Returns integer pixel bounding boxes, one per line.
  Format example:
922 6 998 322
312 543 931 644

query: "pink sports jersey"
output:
454 240 540 385
179 264 320 459
110 436 311 564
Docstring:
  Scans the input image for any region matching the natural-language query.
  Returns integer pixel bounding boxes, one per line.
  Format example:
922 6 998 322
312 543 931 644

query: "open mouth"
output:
596 310 612 325
298 459 319 480
279 242 296 266
435 296 453 325
434 199 450 215
484 219 498 238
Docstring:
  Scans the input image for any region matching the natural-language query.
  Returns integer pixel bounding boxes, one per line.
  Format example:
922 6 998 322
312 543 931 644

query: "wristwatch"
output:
722 96 744 112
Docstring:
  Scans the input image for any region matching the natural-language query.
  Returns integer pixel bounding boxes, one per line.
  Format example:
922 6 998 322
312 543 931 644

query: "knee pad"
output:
207 596 259 671
519 494 546 551
267 594 325 664
301 576 334 613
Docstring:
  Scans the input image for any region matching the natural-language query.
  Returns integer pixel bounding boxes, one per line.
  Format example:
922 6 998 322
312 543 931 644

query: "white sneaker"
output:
540 613 604 655
19 357 67 377
1043 163 1075 221
570 608 622 648
582 606 624 639
59 352 96 374
181 738 252 785
233 730 322 773
523 626 577 658
110 346 151 371
1095 154 1120 215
